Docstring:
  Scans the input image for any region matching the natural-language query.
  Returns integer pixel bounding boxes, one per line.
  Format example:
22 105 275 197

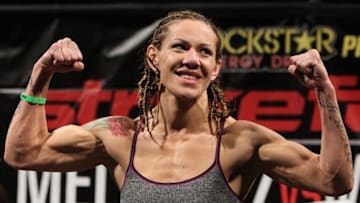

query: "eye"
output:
172 43 187 50
200 48 213 56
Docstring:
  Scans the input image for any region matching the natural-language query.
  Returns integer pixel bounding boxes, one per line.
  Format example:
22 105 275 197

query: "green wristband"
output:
20 92 46 104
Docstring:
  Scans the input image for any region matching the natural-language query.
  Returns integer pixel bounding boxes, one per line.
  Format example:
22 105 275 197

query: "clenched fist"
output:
35 37 84 73
288 49 331 90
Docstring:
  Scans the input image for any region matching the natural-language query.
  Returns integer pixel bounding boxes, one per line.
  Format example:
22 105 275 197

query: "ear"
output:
146 45 160 73
210 59 222 80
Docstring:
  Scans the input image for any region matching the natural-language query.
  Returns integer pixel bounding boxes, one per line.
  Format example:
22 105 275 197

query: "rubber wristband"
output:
20 92 46 104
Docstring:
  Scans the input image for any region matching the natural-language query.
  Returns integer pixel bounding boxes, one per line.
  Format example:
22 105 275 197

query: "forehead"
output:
164 19 217 46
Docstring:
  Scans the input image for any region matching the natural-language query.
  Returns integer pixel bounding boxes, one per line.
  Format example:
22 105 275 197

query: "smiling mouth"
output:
178 74 198 80
175 69 202 80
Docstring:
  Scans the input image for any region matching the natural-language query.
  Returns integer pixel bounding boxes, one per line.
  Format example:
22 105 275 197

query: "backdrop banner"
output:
0 6 359 203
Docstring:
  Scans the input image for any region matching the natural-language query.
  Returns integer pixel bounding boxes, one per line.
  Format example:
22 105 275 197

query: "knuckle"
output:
308 49 320 59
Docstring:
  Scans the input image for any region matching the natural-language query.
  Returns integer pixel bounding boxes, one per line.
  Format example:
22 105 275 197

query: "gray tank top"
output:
120 121 241 203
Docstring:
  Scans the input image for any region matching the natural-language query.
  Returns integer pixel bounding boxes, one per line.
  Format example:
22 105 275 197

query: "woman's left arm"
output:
259 49 353 196
291 49 353 191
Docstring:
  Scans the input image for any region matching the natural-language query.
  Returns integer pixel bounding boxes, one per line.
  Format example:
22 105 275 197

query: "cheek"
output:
157 57 177 82
158 65 172 84
205 62 219 78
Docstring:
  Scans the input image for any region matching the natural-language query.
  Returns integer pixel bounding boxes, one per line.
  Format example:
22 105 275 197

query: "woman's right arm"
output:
3 38 106 171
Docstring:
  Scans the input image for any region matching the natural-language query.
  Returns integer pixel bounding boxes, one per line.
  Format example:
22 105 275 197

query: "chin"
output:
165 85 205 102
176 91 203 103
177 95 197 102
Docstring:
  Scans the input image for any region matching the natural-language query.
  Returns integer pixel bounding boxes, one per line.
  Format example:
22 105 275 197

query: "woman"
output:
4 10 353 202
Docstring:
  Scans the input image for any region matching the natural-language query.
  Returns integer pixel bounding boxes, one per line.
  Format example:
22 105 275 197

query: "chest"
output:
121 166 241 203
133 133 218 183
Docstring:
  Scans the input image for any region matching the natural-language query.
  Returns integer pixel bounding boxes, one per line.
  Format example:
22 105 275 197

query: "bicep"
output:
259 139 315 169
48 124 99 153
259 139 330 193
33 124 108 171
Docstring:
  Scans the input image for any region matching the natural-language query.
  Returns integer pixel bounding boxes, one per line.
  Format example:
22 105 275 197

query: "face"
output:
147 19 222 101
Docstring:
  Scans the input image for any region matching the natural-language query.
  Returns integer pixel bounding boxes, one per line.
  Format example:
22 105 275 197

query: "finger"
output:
287 64 296 75
59 38 80 63
289 66 308 87
53 61 84 73
289 61 313 82
303 76 316 88
289 63 314 87
53 38 83 66
51 40 66 65
295 60 314 75
62 38 83 62
69 39 83 61
73 61 85 71
292 50 322 75
36 41 63 69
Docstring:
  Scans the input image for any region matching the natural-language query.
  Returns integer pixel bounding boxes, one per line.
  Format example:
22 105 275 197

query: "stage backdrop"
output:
0 3 359 203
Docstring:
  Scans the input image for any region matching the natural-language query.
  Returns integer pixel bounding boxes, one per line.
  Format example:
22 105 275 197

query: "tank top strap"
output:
128 116 143 167
215 118 225 163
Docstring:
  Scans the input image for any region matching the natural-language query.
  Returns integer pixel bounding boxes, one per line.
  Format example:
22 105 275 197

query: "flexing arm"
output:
259 49 353 196
3 38 106 171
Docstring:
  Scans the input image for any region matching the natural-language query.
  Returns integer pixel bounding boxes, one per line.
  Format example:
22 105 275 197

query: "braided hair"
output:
138 10 230 134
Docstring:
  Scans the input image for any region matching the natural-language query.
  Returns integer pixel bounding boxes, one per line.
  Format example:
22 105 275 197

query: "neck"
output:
153 92 211 135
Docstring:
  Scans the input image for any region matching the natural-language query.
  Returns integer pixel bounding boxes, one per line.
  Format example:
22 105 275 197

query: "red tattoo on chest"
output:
108 118 133 136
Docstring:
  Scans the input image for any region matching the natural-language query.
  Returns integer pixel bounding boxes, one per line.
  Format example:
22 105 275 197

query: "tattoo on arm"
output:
108 118 133 136
85 120 109 129
318 90 352 162
85 117 133 137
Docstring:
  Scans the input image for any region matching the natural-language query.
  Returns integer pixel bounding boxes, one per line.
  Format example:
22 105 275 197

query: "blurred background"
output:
0 0 359 202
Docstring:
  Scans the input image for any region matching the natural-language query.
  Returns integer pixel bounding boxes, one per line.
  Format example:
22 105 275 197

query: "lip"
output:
174 69 202 86
175 69 202 79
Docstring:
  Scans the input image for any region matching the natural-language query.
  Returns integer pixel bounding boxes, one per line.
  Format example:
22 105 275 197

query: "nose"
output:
182 49 200 69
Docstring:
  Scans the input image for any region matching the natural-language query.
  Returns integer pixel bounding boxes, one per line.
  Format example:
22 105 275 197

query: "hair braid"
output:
208 78 230 134
137 62 159 132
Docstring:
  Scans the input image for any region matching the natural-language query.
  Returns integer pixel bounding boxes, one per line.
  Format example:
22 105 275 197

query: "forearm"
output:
25 61 53 96
317 82 353 187
4 65 53 167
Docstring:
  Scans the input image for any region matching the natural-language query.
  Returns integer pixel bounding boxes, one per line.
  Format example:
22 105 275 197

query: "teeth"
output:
180 74 196 79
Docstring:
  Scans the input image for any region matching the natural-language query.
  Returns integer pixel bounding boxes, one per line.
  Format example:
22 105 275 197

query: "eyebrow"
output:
172 38 214 48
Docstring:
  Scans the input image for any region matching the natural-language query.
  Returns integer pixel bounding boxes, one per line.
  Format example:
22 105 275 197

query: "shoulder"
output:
81 116 139 167
222 117 285 146
82 116 138 137
220 117 289 170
